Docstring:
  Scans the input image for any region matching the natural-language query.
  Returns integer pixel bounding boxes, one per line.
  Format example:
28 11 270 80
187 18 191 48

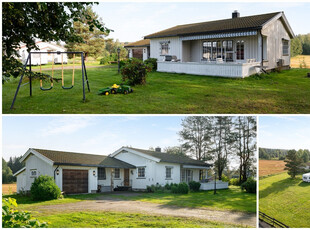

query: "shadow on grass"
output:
298 181 310 187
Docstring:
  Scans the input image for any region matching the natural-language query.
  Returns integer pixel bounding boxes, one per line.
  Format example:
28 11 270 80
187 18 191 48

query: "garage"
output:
63 169 88 194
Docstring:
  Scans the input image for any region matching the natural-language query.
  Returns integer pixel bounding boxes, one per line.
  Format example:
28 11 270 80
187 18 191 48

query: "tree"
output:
7 155 25 178
2 2 111 79
284 149 303 178
290 37 303 57
179 116 211 161
65 6 108 60
2 158 13 183
164 146 186 156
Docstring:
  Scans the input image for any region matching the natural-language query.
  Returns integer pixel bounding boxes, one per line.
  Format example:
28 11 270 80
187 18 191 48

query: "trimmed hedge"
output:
30 175 61 201
171 182 189 194
188 181 201 192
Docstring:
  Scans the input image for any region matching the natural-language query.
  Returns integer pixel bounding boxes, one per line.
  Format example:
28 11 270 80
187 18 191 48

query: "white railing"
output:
200 181 229 190
157 61 260 78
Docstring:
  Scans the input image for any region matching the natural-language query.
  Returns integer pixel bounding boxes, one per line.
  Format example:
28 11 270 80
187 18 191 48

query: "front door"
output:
124 169 129 186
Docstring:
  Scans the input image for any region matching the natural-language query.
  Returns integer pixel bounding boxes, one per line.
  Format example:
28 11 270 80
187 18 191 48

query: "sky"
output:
2 116 184 161
94 2 310 42
259 116 310 150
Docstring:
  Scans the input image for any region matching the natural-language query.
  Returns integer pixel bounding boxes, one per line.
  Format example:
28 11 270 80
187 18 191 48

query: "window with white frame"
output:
202 41 212 60
98 168 106 180
203 40 233 61
30 169 37 178
137 167 145 178
236 40 244 60
282 39 289 55
114 168 120 179
166 167 173 179
160 42 169 55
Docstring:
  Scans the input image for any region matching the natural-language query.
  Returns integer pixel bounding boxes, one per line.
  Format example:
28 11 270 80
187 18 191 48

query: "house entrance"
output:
181 169 193 183
124 169 130 186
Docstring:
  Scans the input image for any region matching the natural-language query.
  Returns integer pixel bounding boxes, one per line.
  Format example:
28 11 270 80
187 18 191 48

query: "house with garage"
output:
143 11 294 78
124 39 150 61
14 147 228 194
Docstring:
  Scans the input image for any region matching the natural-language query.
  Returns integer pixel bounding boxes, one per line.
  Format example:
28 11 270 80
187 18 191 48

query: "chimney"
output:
155 147 161 152
232 10 240 18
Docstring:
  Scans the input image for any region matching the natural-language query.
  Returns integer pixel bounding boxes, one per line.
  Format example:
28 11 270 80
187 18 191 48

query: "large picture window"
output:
161 42 169 55
137 167 145 178
98 168 106 180
203 40 233 61
282 39 289 56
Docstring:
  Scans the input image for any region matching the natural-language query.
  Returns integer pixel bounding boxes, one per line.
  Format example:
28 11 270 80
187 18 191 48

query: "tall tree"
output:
164 146 186 156
2 2 111 80
7 155 25 175
2 158 13 183
179 116 211 161
285 150 303 178
65 6 108 60
290 37 303 57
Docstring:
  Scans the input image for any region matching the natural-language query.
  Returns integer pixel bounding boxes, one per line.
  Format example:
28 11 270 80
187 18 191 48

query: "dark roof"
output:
144 12 281 39
126 147 211 167
124 39 150 48
32 148 135 168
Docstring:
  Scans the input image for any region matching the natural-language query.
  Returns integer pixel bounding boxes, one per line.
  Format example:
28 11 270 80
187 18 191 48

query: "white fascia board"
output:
280 13 295 38
13 167 26 177
20 148 54 166
182 165 210 169
110 147 161 162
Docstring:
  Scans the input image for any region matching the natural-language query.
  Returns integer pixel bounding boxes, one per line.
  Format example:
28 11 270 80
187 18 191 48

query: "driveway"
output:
37 193 256 227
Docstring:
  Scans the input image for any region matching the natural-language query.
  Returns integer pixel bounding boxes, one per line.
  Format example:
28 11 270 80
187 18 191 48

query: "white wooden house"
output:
144 11 294 78
124 39 150 61
18 41 68 65
13 147 228 194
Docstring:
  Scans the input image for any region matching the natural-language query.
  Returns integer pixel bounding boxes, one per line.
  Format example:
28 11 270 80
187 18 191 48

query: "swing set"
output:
10 51 90 109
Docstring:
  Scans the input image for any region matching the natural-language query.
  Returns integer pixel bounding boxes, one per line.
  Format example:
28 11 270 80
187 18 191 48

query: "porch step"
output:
114 186 132 191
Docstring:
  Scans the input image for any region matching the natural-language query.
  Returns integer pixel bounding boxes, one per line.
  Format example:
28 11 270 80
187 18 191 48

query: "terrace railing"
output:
259 211 289 228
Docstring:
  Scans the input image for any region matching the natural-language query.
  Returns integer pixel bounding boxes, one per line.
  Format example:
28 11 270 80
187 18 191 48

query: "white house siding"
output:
24 154 54 191
16 171 26 193
150 36 181 61
155 162 181 186
54 165 98 193
262 18 291 69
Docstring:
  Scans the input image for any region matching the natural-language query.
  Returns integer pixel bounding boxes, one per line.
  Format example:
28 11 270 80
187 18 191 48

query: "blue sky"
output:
2 116 184 161
259 116 310 150
95 2 310 42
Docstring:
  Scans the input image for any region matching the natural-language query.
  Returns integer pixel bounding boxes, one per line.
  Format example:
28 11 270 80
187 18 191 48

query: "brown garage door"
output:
63 169 88 194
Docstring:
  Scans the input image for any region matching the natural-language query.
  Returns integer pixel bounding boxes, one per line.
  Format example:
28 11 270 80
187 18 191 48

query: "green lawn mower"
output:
98 84 133 96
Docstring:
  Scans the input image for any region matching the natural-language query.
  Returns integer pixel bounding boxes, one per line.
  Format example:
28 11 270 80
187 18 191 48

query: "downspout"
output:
260 29 264 71
54 165 59 180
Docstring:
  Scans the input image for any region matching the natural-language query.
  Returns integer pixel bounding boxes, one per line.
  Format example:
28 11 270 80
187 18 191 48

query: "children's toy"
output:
98 84 133 95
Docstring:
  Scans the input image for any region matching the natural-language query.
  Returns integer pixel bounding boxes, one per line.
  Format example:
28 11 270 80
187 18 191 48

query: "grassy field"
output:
259 172 310 228
2 183 17 195
35 211 243 228
3 67 310 114
291 55 310 68
259 160 286 177
111 186 256 213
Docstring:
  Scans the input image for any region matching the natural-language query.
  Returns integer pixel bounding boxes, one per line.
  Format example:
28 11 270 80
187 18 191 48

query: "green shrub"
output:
2 197 48 228
229 178 241 186
164 183 172 190
188 181 201 192
241 177 257 193
121 58 152 86
30 175 61 201
221 175 229 182
144 58 157 71
146 184 165 193
100 56 111 65
171 182 189 194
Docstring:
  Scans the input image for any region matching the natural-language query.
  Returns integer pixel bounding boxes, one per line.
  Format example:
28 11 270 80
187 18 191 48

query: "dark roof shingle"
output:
124 39 150 47
144 12 281 39
126 147 211 167
32 148 135 168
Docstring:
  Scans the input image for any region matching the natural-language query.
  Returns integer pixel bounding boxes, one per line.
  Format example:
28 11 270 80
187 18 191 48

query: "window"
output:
211 41 217 60
236 40 244 60
199 170 206 181
203 40 233 61
114 168 120 179
160 42 169 55
166 167 172 179
98 168 106 180
202 41 212 60
30 169 37 178
283 39 289 55
137 167 145 178
217 41 222 58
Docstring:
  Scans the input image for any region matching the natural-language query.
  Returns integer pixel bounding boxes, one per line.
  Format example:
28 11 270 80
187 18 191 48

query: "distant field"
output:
259 160 286 177
291 55 310 68
2 183 17 195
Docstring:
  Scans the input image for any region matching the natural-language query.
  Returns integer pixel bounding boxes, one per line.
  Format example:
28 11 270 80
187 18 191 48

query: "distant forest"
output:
291 33 310 56
2 155 24 183
259 148 310 162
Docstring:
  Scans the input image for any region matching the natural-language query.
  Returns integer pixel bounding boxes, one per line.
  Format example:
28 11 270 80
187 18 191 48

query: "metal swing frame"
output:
10 51 90 109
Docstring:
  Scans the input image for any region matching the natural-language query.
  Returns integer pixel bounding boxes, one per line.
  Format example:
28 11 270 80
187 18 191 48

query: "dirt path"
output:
36 195 256 227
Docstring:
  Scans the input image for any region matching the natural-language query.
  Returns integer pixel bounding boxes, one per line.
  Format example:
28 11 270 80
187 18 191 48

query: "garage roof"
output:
32 148 135 169
124 39 150 48
144 12 282 39
126 147 211 167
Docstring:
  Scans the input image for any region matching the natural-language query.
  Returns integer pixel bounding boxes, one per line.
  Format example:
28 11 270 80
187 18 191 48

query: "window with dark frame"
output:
166 167 172 179
98 168 106 180
282 39 289 55
203 41 212 60
138 167 145 178
114 168 120 179
236 40 244 60
161 42 169 55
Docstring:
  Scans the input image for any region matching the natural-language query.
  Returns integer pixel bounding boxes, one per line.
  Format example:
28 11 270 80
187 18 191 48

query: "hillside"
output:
259 148 289 160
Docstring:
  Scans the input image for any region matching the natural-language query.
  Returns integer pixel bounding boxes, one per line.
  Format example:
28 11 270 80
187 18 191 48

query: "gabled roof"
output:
144 12 285 39
124 39 150 48
13 167 26 177
31 148 135 169
125 147 211 167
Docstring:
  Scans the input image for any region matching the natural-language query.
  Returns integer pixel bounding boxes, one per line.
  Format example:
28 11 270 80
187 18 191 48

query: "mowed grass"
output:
2 183 17 195
3 67 310 114
34 211 244 228
111 186 256 213
259 173 310 228
291 55 310 68
259 160 286 177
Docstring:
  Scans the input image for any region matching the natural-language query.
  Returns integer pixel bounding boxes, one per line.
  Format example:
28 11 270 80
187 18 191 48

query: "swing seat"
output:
62 85 74 90
40 86 53 91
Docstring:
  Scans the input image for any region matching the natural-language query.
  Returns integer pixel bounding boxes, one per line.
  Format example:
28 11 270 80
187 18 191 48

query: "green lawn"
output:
259 172 310 228
35 211 244 228
3 67 310 114
111 186 256 213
